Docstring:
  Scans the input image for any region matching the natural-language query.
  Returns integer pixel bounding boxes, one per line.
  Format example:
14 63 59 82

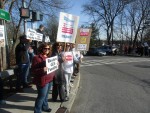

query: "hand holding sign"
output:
44 67 48 72
46 56 58 74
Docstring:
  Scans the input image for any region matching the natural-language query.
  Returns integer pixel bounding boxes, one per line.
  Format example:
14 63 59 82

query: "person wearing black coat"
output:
15 35 32 92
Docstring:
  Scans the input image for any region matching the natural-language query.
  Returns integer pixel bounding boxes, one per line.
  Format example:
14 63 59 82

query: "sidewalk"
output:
0 74 80 113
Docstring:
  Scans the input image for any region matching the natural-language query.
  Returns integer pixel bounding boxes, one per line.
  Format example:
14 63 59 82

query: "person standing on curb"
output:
71 43 83 76
15 35 32 92
32 43 55 113
32 24 46 55
61 43 74 100
52 42 66 102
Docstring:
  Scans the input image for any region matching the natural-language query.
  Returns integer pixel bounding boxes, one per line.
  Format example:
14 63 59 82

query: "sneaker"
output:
64 97 69 101
42 108 52 112
70 79 74 82
70 83 74 87
0 100 6 105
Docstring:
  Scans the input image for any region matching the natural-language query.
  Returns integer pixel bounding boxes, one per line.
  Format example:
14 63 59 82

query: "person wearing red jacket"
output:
32 43 55 113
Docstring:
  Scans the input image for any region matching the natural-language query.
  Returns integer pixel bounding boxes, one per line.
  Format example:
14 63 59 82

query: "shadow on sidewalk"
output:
0 87 36 112
0 103 34 111
0 109 11 113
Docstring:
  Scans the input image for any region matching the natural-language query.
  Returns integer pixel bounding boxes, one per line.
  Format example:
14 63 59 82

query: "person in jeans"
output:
15 35 32 92
32 43 55 113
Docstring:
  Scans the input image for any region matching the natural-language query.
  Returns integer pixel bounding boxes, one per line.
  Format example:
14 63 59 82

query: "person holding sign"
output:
32 24 46 55
51 42 66 102
71 43 83 76
31 43 54 113
61 43 74 100
36 24 45 42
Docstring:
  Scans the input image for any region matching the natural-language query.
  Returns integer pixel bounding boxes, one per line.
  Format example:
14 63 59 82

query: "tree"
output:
125 0 150 48
1 0 71 68
45 16 59 43
82 0 125 45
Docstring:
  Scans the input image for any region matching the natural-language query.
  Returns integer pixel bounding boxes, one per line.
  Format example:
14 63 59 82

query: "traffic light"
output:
20 8 30 18
31 11 43 21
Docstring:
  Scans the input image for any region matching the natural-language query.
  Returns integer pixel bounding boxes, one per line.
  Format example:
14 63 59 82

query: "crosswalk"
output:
80 57 150 67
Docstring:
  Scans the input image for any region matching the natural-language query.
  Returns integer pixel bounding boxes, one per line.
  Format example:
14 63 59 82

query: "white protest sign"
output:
45 36 50 42
46 56 58 74
77 44 87 51
36 32 43 42
0 25 5 47
26 28 36 40
57 12 79 43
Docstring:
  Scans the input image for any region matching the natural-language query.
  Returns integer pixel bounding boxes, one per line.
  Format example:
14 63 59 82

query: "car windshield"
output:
98 46 111 49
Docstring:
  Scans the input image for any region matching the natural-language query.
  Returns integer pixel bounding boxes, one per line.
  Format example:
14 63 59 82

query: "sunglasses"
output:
43 48 50 50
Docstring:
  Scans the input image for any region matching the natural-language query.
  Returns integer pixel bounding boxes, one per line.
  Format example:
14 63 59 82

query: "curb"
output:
61 73 80 112
0 73 80 113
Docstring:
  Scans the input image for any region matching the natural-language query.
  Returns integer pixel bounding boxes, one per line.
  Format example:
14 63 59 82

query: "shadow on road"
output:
134 65 150 68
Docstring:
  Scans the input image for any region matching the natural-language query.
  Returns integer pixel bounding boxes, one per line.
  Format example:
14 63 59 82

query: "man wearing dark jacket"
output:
15 35 32 92
32 24 45 55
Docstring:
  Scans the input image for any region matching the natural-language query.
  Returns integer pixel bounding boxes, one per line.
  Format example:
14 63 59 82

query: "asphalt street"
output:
70 56 150 113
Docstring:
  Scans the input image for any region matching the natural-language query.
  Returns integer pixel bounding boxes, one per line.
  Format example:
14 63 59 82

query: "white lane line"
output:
81 59 150 67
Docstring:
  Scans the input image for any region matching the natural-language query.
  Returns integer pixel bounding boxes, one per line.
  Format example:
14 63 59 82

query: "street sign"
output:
0 9 10 21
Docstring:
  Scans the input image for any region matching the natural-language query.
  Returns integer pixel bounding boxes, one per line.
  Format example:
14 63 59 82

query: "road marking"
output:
81 58 150 67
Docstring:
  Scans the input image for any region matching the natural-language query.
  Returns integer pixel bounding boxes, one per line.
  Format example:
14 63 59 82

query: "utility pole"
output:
0 0 7 70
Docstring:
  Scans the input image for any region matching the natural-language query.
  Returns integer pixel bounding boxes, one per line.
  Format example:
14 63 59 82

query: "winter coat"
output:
31 54 55 87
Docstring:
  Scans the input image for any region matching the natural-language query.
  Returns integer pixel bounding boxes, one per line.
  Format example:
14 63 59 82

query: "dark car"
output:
87 47 106 56
98 45 112 55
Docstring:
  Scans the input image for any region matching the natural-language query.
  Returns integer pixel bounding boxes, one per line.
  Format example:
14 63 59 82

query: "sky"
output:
36 0 91 29
66 0 91 27
64 0 106 39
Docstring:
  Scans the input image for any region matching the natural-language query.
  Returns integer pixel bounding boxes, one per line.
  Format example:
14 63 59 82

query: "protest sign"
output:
26 28 43 42
57 12 79 43
26 28 36 40
36 32 43 42
75 28 92 51
46 56 58 74
0 25 5 47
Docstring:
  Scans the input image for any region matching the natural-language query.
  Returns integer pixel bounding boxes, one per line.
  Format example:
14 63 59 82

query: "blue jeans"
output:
34 82 52 113
16 63 30 89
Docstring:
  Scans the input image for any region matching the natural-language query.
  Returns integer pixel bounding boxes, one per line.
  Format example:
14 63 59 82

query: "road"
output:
70 56 150 113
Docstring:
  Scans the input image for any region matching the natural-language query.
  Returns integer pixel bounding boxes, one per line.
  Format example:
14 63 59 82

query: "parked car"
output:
87 47 106 56
98 45 119 55
98 45 112 55
111 46 119 55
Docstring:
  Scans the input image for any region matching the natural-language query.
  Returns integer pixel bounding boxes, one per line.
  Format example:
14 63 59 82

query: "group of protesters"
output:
31 42 83 113
0 24 83 113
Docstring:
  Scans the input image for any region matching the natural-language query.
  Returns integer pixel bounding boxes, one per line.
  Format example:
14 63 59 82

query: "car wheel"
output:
98 53 102 56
